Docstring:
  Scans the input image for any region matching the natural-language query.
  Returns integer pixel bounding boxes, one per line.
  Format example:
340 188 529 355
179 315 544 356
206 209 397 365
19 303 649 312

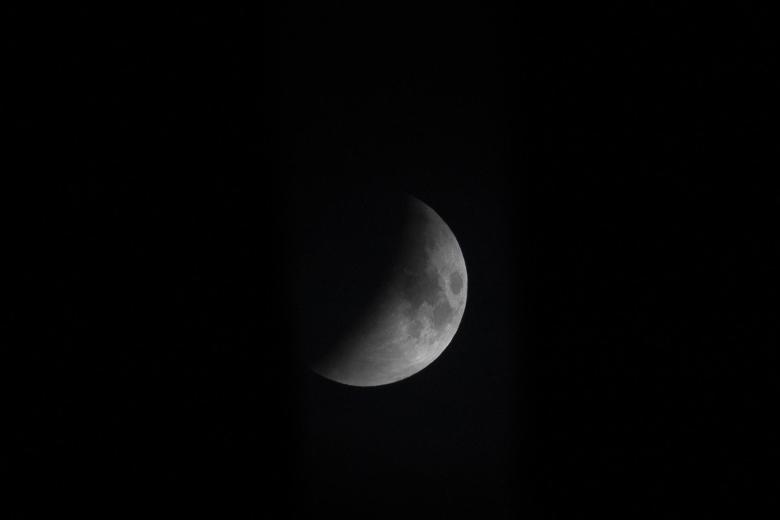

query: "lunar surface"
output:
307 195 467 387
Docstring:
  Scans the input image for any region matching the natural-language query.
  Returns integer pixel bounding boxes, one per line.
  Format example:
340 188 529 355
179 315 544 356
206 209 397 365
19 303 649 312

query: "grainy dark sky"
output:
6 4 780 518
276 6 521 516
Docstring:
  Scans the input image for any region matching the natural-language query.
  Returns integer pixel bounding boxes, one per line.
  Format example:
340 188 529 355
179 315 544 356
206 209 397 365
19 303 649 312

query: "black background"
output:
6 4 780 518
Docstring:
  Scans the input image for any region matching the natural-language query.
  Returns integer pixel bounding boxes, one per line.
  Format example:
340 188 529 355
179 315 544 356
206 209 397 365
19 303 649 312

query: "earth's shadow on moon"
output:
284 181 466 386
286 185 413 362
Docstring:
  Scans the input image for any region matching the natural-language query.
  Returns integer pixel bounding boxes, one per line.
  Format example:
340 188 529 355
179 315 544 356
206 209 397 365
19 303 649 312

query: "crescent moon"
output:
310 195 467 387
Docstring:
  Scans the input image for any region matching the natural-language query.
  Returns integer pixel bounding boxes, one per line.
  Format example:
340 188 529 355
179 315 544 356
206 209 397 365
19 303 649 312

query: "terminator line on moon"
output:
309 196 468 387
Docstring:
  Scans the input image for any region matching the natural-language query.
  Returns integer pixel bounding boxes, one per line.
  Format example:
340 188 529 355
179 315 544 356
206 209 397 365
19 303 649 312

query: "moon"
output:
302 194 467 387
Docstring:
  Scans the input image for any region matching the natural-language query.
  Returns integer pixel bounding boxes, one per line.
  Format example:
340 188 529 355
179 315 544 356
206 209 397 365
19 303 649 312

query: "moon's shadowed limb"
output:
287 188 467 387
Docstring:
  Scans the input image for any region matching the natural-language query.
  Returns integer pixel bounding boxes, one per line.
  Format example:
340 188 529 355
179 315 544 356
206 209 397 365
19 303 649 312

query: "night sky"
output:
7 4 780 518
